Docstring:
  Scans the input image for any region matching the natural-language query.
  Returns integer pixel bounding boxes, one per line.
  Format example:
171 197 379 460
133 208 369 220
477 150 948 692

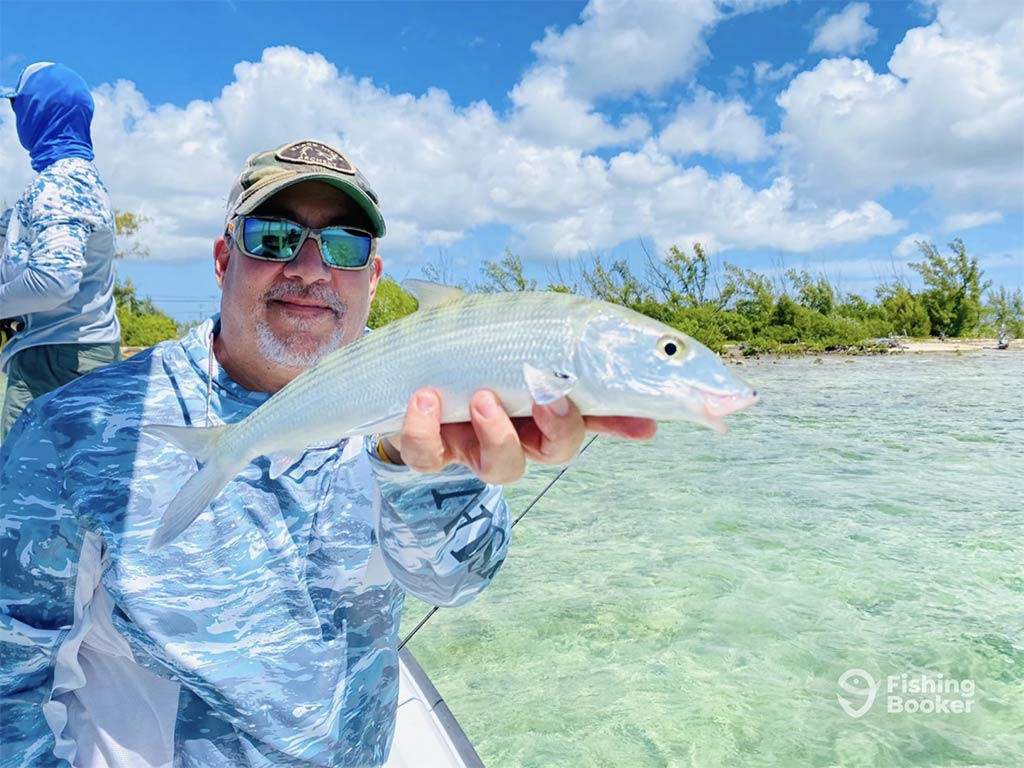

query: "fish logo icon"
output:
837 669 877 719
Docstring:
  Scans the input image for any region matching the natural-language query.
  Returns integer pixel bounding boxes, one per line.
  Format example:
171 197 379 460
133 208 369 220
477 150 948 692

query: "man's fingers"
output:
396 390 655 482
523 397 586 464
470 390 525 484
397 389 447 473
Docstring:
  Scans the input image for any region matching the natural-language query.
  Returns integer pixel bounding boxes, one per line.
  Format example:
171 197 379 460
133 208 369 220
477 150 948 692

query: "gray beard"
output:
256 280 349 369
255 319 346 369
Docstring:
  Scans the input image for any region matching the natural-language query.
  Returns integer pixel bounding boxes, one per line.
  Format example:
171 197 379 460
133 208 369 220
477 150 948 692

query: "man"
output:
0 139 654 767
0 62 121 440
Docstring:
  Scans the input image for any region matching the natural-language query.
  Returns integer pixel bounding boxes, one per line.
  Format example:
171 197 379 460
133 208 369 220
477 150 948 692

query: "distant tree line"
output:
371 238 1022 354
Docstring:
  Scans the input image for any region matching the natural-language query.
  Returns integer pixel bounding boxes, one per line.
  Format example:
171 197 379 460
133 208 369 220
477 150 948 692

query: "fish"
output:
144 280 758 550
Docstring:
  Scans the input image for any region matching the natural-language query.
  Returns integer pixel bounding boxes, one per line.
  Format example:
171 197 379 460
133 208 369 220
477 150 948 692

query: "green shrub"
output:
114 278 180 347
118 307 179 347
368 277 418 328
881 286 931 337
715 311 753 342
668 306 727 352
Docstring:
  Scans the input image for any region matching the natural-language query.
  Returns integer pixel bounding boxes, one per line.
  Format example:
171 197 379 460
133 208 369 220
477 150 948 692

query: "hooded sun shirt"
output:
0 63 119 371
11 63 96 172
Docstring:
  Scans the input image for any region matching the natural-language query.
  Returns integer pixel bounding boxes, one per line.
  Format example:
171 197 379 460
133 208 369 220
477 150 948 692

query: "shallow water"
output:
402 351 1024 767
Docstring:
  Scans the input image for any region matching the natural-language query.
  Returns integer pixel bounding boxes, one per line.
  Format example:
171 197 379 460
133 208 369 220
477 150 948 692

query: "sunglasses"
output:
228 215 375 270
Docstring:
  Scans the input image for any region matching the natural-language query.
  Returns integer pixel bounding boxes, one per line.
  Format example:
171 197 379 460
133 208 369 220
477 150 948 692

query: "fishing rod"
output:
398 433 600 651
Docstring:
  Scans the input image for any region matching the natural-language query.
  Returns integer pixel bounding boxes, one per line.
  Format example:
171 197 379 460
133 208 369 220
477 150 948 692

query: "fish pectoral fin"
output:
523 363 578 405
401 279 467 310
268 451 305 481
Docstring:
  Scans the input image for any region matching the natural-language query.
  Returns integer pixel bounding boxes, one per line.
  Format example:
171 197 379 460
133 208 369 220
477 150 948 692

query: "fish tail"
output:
143 423 237 551
142 423 229 464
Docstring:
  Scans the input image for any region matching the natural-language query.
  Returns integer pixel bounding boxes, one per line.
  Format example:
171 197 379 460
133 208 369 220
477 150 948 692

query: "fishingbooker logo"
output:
836 669 877 718
837 669 976 718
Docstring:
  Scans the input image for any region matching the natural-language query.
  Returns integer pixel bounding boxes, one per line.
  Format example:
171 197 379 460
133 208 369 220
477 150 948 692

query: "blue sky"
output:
1 0 1021 323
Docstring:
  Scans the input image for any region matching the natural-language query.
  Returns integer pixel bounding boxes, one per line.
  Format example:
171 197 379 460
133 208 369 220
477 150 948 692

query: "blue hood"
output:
11 64 95 172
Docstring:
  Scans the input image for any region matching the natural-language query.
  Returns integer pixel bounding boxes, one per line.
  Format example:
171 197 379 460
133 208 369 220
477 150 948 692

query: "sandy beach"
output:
900 337 1023 353
723 337 1022 364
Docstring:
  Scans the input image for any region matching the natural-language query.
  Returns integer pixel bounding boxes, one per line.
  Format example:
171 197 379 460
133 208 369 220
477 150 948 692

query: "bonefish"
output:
145 281 758 550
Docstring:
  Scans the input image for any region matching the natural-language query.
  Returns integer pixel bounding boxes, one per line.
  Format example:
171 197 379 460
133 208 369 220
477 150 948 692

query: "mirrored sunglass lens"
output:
242 218 302 260
320 229 372 268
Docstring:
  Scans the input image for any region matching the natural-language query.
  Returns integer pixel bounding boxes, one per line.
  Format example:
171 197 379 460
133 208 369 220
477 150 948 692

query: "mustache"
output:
264 282 346 316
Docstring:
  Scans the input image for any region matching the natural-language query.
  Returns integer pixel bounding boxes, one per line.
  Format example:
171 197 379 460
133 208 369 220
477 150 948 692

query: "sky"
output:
1 0 1021 324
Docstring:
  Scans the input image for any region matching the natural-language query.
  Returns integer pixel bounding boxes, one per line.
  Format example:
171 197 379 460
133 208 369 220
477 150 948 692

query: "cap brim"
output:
234 174 386 237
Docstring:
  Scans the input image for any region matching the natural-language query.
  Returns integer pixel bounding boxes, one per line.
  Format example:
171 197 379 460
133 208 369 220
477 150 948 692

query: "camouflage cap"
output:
225 140 385 237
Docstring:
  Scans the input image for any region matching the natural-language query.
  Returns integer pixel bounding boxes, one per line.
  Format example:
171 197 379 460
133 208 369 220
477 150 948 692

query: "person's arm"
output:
371 452 511 607
0 403 80 764
368 387 579 608
0 179 93 317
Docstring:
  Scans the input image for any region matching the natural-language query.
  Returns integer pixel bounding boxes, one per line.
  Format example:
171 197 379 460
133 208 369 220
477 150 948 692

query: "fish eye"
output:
657 335 686 359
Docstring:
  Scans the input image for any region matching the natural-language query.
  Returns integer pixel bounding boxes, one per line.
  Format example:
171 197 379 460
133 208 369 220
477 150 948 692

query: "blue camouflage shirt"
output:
0 156 120 372
0 319 511 767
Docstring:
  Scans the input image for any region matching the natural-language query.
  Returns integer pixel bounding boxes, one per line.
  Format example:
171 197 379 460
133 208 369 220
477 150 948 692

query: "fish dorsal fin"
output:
523 364 578 405
401 279 467 310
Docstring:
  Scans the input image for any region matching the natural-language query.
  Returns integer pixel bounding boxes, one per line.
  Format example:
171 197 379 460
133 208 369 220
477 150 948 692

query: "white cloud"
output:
0 39 906 268
925 0 1023 39
658 88 772 162
893 233 930 259
508 66 650 150
810 2 878 55
507 0 732 148
777 2 1024 211
942 211 1003 232
753 60 798 84
530 0 720 99
718 0 789 14
607 140 677 186
645 173 902 254
0 115 33 206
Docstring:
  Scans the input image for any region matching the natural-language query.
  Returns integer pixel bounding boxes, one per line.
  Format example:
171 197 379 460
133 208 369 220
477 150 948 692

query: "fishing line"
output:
398 434 600 651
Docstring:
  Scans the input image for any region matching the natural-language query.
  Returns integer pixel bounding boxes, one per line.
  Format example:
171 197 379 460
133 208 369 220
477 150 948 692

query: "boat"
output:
385 647 484 767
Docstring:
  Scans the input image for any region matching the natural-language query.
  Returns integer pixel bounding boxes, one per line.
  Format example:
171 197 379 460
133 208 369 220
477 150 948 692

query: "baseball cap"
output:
1 62 57 99
225 140 385 237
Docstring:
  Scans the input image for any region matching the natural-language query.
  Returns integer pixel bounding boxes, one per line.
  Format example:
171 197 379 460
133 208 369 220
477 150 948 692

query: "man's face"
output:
213 180 382 393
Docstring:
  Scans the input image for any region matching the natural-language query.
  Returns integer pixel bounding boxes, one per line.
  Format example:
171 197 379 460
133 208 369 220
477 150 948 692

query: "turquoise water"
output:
401 351 1024 767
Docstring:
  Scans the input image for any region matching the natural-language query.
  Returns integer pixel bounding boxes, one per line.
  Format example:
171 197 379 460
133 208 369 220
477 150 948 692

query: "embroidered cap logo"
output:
276 141 355 175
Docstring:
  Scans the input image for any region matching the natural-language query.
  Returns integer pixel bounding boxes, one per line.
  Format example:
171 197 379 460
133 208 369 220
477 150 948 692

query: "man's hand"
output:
383 388 657 484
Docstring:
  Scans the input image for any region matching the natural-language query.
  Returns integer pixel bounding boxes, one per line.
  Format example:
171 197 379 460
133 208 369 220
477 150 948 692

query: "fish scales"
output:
236 291 596 456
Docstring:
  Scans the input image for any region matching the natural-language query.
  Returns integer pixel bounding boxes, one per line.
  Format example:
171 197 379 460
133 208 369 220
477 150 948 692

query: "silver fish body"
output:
146 282 758 549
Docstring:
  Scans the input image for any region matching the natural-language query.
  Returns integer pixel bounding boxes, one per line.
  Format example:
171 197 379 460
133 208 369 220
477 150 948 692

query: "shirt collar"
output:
180 315 271 408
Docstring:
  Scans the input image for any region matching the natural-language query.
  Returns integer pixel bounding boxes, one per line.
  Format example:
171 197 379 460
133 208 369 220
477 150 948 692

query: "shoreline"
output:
893 337 1022 354
723 337 1022 364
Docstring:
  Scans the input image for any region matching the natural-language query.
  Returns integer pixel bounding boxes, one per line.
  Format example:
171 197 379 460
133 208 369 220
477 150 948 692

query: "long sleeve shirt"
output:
0 318 511 767
0 157 120 371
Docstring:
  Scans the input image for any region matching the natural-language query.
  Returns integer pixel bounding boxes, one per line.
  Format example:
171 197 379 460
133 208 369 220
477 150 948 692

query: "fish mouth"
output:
700 389 759 434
